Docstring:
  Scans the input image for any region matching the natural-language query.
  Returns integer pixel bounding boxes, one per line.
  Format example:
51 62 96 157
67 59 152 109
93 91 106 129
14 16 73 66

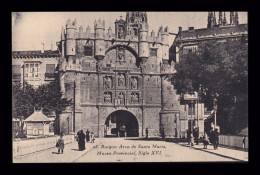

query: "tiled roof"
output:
178 24 247 41
12 50 60 58
24 110 50 122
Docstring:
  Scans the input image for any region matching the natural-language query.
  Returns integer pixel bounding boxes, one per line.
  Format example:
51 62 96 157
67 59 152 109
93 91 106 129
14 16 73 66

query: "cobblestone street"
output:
13 137 248 163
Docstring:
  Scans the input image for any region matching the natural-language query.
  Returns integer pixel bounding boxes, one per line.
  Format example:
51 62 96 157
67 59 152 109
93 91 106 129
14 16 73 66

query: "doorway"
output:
104 110 139 137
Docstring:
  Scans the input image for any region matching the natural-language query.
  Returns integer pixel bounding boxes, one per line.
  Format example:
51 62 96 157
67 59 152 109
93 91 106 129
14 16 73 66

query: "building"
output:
57 11 194 138
170 11 248 63
12 49 60 88
170 11 248 135
24 109 51 138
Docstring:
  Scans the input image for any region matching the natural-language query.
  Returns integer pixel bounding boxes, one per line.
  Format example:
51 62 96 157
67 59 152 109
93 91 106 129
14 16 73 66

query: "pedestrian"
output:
209 127 214 146
56 133 64 154
161 128 165 140
78 130 86 151
90 132 95 143
190 132 194 146
203 133 209 149
187 130 191 145
86 129 90 142
145 128 148 139
213 128 219 150
242 136 246 149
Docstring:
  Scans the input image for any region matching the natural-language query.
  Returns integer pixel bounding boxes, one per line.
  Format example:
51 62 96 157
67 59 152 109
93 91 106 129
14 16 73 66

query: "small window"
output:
84 46 93 56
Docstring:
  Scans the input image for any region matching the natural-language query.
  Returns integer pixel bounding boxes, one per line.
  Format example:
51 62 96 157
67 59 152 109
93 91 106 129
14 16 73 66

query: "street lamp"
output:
67 116 70 135
213 94 218 130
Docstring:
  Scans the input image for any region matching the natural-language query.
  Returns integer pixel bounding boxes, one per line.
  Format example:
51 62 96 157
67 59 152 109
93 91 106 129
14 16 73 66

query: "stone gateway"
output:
57 12 200 138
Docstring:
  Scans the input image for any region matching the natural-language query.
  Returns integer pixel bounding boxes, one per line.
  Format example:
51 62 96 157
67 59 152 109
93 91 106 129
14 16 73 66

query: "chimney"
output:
178 26 182 37
51 44 53 51
188 27 194 30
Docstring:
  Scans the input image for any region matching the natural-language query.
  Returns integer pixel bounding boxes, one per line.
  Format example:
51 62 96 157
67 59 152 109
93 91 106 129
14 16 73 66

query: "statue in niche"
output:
118 92 124 105
104 77 112 89
118 74 125 86
131 93 139 104
131 77 138 89
118 27 124 39
117 47 125 62
104 92 111 103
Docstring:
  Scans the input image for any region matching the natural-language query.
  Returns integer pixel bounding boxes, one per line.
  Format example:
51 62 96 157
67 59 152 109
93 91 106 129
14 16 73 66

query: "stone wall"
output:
13 135 74 158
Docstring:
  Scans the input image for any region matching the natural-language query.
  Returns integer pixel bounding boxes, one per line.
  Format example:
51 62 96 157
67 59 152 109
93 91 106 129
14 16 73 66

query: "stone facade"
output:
58 12 186 138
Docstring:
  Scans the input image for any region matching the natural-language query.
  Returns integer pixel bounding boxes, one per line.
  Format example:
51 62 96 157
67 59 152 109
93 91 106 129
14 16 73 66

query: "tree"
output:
12 73 72 135
35 74 72 134
12 82 36 119
172 38 248 134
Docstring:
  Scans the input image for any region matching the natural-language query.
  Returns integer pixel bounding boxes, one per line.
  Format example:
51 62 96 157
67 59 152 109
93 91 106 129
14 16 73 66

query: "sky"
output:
12 12 248 51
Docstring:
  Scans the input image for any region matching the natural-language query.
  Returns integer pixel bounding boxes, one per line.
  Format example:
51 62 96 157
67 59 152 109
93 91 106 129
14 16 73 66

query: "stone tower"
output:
126 11 148 36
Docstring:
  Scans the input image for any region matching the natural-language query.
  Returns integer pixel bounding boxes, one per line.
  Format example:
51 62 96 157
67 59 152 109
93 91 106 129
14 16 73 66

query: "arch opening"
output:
104 110 139 137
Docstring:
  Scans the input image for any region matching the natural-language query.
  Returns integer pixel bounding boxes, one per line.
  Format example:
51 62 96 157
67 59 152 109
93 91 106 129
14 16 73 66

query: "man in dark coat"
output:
208 127 214 145
161 127 165 140
145 128 148 139
78 130 86 151
86 129 90 142
187 130 191 145
213 128 219 150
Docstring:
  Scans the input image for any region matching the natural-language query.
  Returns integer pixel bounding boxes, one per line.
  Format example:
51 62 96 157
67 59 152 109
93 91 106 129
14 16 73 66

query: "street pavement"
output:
13 137 248 163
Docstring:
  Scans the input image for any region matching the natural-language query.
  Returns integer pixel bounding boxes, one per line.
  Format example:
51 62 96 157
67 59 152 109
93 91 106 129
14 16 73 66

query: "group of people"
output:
208 128 219 150
200 128 220 150
186 128 219 150
75 129 95 151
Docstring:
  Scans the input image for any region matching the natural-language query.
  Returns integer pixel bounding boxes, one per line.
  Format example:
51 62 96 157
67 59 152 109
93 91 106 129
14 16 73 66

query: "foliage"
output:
172 38 248 134
12 82 35 119
12 73 72 120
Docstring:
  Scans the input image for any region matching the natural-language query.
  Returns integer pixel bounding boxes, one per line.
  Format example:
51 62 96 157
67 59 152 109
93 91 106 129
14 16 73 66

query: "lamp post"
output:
190 100 194 133
213 95 218 130
67 116 70 135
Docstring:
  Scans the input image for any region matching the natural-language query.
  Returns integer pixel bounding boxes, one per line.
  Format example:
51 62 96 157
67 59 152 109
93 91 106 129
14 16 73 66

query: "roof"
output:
12 50 60 58
24 110 51 122
178 24 248 41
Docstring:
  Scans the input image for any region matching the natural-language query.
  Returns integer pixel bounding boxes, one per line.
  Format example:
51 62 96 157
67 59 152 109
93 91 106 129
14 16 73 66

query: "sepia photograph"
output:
12 11 248 163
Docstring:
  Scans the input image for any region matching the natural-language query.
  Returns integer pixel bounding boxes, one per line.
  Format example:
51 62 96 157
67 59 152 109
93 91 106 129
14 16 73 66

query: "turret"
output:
86 26 91 38
234 12 239 25
161 26 169 64
223 12 227 26
230 11 235 25
213 12 217 26
65 19 77 56
61 26 65 58
218 11 223 26
108 26 112 38
94 18 105 61
79 25 83 38
138 22 149 62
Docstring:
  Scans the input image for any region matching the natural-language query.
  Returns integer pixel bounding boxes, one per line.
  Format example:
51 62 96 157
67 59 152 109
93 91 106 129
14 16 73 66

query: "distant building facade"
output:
12 50 60 88
170 11 248 63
